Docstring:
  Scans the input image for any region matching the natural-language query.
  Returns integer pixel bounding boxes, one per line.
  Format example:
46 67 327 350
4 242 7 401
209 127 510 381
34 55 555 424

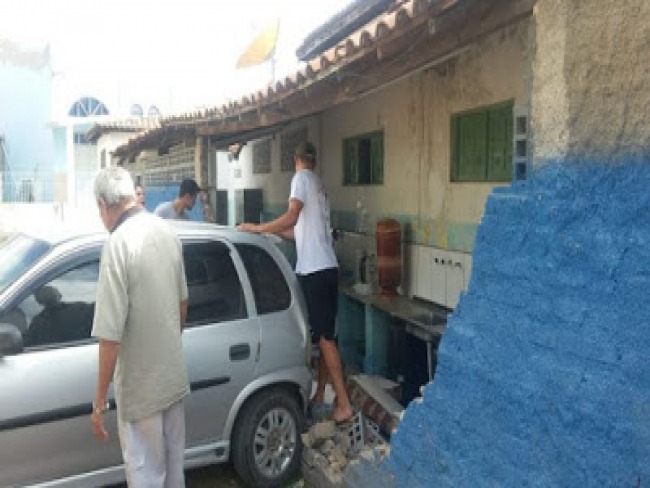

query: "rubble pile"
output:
301 375 402 487
302 415 389 487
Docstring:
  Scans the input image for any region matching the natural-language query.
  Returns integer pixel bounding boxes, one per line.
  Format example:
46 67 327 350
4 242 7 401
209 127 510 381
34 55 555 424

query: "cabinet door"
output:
413 246 434 302
431 249 447 306
445 251 465 309
462 253 473 292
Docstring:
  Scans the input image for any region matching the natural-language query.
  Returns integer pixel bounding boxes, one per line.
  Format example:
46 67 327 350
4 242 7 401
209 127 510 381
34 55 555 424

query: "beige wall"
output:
532 0 650 164
320 18 531 249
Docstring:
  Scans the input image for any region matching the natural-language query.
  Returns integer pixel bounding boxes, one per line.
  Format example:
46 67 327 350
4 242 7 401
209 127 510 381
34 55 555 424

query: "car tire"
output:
232 387 303 488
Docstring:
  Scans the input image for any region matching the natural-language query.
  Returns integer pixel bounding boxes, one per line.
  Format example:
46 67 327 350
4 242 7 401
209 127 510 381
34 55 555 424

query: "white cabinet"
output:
414 245 433 302
444 250 466 309
411 245 472 309
430 249 447 306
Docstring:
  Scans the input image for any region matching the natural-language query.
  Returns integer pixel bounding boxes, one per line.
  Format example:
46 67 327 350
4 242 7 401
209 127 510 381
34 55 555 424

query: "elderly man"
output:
91 167 189 487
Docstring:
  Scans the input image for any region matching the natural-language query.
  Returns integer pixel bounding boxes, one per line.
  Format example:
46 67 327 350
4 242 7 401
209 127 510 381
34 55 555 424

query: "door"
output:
181 239 260 451
0 248 124 487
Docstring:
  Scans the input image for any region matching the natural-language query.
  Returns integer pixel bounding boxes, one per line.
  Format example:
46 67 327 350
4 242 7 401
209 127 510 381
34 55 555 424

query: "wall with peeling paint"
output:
319 18 531 253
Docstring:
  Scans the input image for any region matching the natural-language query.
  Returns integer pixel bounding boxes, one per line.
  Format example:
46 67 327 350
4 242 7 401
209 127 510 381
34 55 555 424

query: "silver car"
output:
0 221 312 487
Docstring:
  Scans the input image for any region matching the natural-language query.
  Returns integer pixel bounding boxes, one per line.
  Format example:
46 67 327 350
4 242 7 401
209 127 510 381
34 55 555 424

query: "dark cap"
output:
179 178 201 197
294 141 317 163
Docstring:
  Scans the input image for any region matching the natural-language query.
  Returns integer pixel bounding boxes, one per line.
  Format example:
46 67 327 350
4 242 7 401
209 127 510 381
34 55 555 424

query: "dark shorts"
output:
298 267 339 343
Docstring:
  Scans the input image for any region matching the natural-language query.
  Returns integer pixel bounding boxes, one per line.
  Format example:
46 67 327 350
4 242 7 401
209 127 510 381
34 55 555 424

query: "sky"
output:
0 0 353 114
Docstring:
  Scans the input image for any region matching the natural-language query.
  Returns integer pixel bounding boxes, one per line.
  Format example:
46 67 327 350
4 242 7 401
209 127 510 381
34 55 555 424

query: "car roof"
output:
14 219 276 248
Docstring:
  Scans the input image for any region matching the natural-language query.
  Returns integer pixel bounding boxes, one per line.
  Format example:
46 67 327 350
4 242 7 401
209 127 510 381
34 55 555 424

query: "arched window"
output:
130 104 144 117
68 97 109 117
148 105 160 117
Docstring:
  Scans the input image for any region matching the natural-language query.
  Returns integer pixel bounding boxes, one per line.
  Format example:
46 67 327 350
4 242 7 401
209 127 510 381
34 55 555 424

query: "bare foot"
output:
332 405 354 424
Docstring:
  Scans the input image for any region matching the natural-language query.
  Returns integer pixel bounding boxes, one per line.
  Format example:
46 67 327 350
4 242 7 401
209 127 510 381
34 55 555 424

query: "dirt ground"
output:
184 464 246 487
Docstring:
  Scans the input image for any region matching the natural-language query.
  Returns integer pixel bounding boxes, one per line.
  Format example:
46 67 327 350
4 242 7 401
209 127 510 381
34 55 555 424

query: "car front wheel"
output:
232 387 303 487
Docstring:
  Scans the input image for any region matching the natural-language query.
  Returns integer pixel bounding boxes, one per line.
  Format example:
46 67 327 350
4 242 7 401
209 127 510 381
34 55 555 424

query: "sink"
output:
407 312 445 326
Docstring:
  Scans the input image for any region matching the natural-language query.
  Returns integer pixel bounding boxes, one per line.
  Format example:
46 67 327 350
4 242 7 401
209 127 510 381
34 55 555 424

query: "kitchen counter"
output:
340 284 449 380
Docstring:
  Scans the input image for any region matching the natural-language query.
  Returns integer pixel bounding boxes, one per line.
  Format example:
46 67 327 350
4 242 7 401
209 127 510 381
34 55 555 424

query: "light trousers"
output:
117 400 186 488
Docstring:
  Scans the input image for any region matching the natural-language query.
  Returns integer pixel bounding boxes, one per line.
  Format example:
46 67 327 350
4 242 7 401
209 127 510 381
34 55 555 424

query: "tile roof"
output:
86 116 162 143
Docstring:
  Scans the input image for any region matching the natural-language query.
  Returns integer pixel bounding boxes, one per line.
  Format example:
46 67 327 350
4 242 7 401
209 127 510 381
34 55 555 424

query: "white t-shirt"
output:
154 201 189 220
290 169 338 275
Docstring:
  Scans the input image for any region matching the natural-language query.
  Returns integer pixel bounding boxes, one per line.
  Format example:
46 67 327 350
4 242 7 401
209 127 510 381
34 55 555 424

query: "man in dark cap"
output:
154 178 201 220
237 141 354 424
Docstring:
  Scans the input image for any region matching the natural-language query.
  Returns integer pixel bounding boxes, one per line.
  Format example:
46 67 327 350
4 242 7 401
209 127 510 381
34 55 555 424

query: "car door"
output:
181 238 261 455
0 244 124 487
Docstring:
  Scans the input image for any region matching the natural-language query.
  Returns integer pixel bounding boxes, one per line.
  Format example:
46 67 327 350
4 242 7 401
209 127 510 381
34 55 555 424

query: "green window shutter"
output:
350 142 359 184
342 141 350 185
457 111 487 181
343 140 357 185
450 117 459 181
486 103 513 181
370 132 384 184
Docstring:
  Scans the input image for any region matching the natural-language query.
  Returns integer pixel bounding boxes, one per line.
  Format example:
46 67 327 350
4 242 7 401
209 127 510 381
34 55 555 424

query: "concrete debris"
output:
308 420 337 447
301 374 401 487
302 413 390 487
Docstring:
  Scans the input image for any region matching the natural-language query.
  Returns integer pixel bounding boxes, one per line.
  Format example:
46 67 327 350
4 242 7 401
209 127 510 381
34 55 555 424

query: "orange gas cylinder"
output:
376 218 401 296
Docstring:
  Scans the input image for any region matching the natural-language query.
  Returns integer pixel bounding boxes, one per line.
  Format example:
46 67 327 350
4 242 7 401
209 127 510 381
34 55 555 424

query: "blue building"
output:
0 40 54 202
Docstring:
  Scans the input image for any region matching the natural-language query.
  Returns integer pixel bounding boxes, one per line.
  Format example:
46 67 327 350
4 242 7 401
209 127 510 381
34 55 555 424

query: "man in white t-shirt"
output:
237 141 353 424
91 167 190 487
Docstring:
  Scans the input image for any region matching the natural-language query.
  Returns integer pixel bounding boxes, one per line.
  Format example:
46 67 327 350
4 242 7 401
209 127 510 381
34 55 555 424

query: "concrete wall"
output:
219 117 321 224
0 202 103 236
321 19 530 253
96 132 135 170
348 1 650 486
532 0 650 164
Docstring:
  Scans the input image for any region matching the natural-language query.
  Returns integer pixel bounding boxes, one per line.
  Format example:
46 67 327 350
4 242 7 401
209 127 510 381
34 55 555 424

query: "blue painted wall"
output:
144 184 204 221
0 49 54 202
346 162 650 487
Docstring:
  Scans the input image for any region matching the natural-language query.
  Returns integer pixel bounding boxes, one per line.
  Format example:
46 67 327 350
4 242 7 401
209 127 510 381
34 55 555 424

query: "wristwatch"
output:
92 400 111 415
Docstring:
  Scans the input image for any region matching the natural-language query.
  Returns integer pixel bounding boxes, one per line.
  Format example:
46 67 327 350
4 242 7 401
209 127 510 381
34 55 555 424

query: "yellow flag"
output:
236 19 280 69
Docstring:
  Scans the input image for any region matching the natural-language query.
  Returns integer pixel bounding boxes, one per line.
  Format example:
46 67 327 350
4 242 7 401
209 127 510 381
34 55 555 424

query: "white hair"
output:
93 166 136 207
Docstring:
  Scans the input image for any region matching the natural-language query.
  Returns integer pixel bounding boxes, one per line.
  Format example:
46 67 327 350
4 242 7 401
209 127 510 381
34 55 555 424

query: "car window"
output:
235 243 291 315
0 234 50 295
9 260 100 348
183 241 247 326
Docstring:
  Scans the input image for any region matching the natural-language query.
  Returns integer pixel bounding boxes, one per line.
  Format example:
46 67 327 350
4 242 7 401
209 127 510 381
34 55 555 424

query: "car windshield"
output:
0 234 50 295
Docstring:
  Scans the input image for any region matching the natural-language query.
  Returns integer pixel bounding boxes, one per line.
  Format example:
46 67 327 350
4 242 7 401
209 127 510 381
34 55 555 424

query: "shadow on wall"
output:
345 160 650 488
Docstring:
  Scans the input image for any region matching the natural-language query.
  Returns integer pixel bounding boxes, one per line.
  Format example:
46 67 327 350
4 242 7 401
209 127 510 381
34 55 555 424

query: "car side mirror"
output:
0 323 24 357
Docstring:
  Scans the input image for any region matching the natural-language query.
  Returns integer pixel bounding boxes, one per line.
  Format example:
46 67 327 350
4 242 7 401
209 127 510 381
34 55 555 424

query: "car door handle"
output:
230 343 250 361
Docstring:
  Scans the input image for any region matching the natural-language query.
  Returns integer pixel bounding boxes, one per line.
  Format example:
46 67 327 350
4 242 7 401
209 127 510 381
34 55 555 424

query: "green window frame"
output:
342 131 384 186
450 100 513 182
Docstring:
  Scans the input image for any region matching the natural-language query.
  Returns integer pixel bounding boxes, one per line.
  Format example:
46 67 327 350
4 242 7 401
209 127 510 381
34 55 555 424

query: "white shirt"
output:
154 201 189 220
290 169 338 275
92 211 189 421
